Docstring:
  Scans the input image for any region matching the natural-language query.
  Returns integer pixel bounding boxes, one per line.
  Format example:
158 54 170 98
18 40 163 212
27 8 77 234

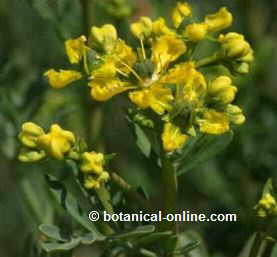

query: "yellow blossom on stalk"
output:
152 18 175 37
151 35 186 73
89 79 133 101
255 193 277 218
171 2 192 28
65 35 87 64
162 122 189 152
218 32 251 58
209 76 237 104
80 152 105 174
184 23 208 42
91 24 118 53
204 7 233 32
130 17 153 40
37 124 76 160
198 110 230 134
44 69 82 89
226 104 245 125
18 122 45 148
129 84 173 115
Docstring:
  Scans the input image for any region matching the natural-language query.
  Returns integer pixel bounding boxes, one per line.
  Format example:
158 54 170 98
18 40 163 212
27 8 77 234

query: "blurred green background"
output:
1 0 277 256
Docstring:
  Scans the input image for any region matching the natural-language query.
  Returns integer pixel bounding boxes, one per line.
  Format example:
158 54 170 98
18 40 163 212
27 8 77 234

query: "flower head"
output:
91 24 118 53
162 122 189 152
65 35 87 64
80 152 105 174
130 17 153 39
151 35 186 73
184 23 208 42
18 122 45 148
37 124 76 160
44 69 82 89
204 7 233 32
171 2 192 28
219 32 251 58
255 193 277 218
198 110 230 134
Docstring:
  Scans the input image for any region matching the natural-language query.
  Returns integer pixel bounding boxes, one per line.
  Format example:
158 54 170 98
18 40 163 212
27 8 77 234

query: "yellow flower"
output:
91 24 118 53
151 35 187 73
129 84 173 115
89 79 133 101
18 122 45 148
162 122 189 152
80 152 105 174
130 17 153 39
18 149 46 162
44 69 82 89
239 48 254 63
171 2 192 28
184 23 208 42
204 7 233 32
198 110 230 134
37 124 76 160
255 193 277 218
112 39 137 74
90 57 117 79
65 35 87 64
152 18 175 37
226 104 245 125
218 32 251 58
84 176 101 189
98 171 110 183
209 76 237 104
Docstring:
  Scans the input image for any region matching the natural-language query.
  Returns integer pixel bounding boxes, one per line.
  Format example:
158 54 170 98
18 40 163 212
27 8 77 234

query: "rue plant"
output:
17 2 259 257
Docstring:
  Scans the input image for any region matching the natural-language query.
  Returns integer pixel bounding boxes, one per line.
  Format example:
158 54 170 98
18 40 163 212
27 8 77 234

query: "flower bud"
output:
162 122 189 152
209 76 237 104
91 24 118 53
80 152 105 174
18 149 46 162
130 17 153 40
219 32 251 58
37 124 76 160
171 2 192 28
65 35 87 64
184 23 208 42
255 193 277 218
204 7 232 32
226 104 245 125
18 122 45 148
44 69 82 89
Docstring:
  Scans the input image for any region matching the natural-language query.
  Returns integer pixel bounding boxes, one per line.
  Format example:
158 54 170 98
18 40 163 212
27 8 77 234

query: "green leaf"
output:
41 238 80 252
177 131 233 175
39 224 68 242
109 225 155 240
135 231 172 246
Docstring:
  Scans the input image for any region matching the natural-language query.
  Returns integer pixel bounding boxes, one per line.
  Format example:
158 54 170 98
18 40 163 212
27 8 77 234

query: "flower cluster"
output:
18 122 110 189
44 2 253 153
254 193 277 218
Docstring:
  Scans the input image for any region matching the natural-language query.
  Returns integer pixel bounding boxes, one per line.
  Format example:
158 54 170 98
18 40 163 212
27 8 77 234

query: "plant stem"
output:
249 232 264 257
195 53 222 68
160 153 178 234
111 172 154 212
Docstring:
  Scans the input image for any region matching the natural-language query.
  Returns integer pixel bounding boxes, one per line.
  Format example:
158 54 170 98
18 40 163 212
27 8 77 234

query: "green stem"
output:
111 172 154 212
261 238 276 257
160 153 178 234
195 53 222 68
249 232 264 257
